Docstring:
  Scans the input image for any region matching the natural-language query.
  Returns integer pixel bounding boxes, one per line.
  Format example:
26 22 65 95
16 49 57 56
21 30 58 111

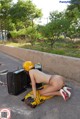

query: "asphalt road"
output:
0 52 80 119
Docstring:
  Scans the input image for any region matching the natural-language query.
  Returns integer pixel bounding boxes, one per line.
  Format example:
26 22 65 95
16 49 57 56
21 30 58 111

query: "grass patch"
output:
1 40 80 58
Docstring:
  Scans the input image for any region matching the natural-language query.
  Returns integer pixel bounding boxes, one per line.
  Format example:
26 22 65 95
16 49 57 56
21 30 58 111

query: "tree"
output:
49 11 64 21
0 0 12 39
40 11 70 47
9 0 42 30
65 0 80 37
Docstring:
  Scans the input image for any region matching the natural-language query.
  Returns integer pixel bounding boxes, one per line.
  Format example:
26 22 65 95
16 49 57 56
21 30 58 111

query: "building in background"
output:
0 30 8 40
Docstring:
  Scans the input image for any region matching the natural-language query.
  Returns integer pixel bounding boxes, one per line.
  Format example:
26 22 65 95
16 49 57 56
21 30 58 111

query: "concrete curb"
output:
0 45 80 82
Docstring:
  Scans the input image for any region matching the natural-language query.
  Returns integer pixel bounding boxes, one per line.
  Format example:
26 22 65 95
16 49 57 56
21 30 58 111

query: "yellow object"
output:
25 91 33 99
24 85 53 107
23 61 34 71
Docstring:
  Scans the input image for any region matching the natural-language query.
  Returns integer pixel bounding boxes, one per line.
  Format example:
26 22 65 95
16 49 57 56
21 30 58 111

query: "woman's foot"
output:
60 89 71 101
63 86 71 97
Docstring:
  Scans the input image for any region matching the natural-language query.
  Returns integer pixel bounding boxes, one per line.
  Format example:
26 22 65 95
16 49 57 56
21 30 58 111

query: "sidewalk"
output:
0 52 80 119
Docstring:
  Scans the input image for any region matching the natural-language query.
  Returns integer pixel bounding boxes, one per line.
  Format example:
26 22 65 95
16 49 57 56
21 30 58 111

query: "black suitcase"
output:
7 64 42 95
7 69 30 95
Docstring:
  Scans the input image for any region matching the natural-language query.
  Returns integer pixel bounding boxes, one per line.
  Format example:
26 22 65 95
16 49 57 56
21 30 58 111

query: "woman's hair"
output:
23 61 34 71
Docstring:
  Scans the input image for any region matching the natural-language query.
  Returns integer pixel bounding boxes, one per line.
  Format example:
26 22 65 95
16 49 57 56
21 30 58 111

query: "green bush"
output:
10 29 26 38
10 30 18 38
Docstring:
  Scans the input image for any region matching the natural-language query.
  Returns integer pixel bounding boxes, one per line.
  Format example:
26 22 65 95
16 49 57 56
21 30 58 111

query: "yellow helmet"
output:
23 61 34 71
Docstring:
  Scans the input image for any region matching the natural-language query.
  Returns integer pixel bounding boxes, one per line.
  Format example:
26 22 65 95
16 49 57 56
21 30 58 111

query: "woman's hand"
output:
29 70 37 100
33 94 36 99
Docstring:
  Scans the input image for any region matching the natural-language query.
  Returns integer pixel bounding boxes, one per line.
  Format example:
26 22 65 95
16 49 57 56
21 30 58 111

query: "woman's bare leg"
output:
39 85 69 101
39 84 62 95
39 75 64 96
39 85 61 97
40 90 61 97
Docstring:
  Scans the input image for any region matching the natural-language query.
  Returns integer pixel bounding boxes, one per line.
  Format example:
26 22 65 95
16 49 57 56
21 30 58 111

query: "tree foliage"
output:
65 0 80 37
0 0 12 39
41 0 80 43
9 0 42 29
0 0 80 42
0 0 42 32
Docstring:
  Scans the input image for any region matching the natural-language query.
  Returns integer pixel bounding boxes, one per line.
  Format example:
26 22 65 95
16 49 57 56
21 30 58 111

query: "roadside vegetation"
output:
0 0 80 58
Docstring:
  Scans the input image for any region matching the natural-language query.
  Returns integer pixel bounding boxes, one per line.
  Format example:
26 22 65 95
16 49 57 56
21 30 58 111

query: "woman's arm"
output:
29 70 36 99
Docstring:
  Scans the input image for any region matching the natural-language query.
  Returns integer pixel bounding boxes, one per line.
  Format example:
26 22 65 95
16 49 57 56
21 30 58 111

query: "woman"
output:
23 61 71 101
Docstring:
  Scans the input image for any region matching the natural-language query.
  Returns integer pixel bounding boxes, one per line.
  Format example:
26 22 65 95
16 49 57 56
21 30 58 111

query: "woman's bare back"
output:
29 69 51 84
29 69 65 86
